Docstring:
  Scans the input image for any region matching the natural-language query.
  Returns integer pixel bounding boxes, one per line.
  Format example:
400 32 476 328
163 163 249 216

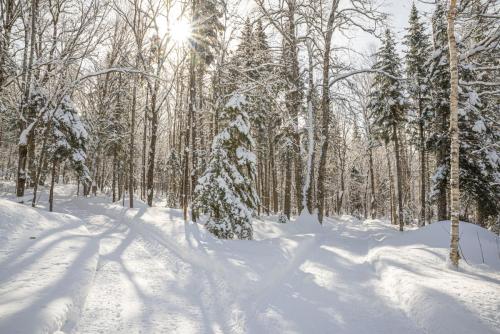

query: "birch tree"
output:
448 0 460 267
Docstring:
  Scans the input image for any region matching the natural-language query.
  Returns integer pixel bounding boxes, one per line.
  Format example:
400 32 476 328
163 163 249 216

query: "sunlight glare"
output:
170 19 191 43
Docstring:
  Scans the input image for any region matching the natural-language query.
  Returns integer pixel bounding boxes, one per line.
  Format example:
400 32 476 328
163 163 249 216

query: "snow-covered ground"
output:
0 183 499 334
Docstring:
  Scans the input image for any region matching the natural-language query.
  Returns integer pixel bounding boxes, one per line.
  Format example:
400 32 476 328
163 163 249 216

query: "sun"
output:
170 19 191 43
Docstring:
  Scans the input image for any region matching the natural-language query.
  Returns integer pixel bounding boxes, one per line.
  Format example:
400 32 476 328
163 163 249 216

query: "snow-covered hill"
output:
0 185 499 334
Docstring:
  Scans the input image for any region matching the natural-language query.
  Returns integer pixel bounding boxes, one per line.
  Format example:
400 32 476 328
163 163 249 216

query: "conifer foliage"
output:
404 3 431 226
368 28 406 230
194 93 259 240
427 1 451 221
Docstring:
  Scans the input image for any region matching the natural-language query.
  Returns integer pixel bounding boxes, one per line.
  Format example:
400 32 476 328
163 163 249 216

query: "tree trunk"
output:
27 134 36 187
338 161 345 214
282 1 303 214
188 43 197 220
447 0 460 267
112 146 117 202
368 147 376 218
386 146 396 225
263 155 270 214
436 152 448 220
425 151 432 224
146 104 157 206
31 126 50 207
270 134 278 213
303 41 316 214
49 159 56 212
129 77 136 208
16 0 38 199
393 122 404 231
259 158 265 214
419 117 426 226
316 0 339 223
0 0 16 88
284 153 292 219
146 68 160 207
99 156 105 191
118 166 123 201
142 90 148 200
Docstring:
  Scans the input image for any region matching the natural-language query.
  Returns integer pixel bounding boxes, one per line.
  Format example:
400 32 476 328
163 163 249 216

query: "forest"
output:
2 0 498 234
0 0 499 332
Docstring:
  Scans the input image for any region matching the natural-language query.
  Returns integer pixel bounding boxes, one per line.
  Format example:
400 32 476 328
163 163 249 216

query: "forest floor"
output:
0 182 499 334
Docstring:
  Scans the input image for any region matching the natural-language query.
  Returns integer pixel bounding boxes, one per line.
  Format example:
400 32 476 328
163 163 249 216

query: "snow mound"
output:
0 199 99 334
369 221 500 334
295 209 319 225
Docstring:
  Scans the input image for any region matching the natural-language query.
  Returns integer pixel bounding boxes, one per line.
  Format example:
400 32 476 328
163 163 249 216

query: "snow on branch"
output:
329 68 402 87
18 67 161 146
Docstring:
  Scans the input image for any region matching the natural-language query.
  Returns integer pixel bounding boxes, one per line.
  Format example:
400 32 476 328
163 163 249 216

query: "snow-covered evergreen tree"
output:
249 18 273 128
404 3 432 225
368 28 406 230
226 18 277 216
233 18 255 76
427 0 499 226
194 93 259 240
427 0 451 221
46 96 89 176
455 1 500 228
192 0 223 66
43 95 90 210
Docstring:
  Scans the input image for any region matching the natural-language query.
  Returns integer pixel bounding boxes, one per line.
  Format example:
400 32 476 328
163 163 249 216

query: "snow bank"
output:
369 221 500 334
0 199 99 334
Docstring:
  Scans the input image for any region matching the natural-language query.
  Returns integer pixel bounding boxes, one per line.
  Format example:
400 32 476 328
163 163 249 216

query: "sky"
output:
356 0 435 52
384 0 435 37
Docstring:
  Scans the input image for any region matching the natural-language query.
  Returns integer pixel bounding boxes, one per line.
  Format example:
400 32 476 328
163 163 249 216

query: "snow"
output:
0 197 99 334
368 220 500 333
225 93 246 109
1 184 499 333
18 122 36 146
236 146 256 164
473 119 486 133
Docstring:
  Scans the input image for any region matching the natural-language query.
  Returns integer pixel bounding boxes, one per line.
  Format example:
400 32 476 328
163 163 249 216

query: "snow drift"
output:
369 221 500 334
0 199 99 334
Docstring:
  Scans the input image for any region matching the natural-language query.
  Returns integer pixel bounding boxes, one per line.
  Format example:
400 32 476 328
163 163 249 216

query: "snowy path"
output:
60 196 424 334
64 199 234 334
2 185 499 334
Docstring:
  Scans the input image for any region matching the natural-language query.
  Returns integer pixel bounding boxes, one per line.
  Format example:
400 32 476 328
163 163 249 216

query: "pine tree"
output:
456 1 500 230
252 19 274 216
427 1 450 221
229 18 276 216
457 63 499 230
183 0 223 220
194 93 259 240
404 3 431 226
233 18 255 77
45 95 90 211
192 0 223 66
368 28 406 231
427 0 500 229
